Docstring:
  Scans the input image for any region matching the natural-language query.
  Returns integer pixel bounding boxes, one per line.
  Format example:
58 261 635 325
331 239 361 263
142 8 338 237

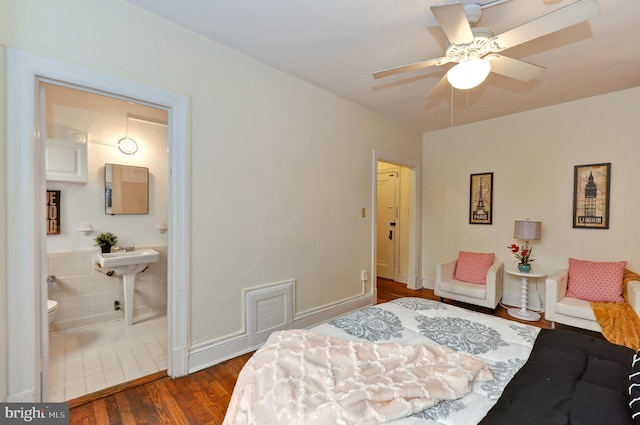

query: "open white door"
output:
376 168 398 280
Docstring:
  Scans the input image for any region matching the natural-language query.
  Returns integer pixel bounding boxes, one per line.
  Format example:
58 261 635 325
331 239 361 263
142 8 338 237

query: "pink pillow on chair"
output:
566 258 627 302
454 251 495 284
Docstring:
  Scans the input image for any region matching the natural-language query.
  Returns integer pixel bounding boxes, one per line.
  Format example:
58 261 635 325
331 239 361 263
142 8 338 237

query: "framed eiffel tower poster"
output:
469 172 493 225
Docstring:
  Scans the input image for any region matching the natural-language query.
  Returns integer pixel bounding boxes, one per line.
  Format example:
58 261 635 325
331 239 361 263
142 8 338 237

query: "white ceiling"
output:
124 0 640 133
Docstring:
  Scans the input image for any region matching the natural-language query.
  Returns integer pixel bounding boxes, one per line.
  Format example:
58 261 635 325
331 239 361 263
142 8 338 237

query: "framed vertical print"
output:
573 162 611 229
46 190 61 235
469 172 493 225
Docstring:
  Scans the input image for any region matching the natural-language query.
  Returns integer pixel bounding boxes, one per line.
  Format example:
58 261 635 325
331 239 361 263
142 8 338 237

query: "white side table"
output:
505 269 546 321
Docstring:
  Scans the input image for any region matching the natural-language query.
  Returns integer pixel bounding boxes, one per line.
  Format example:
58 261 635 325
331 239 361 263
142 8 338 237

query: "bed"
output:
223 297 637 425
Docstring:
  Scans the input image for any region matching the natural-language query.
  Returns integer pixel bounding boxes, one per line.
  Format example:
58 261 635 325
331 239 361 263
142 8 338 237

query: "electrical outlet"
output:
114 300 121 311
361 270 368 281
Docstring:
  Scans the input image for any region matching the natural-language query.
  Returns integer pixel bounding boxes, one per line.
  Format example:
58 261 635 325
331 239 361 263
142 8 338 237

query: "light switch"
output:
361 208 366 218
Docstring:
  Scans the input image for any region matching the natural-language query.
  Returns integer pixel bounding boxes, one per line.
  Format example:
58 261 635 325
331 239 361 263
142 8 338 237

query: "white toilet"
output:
47 299 58 324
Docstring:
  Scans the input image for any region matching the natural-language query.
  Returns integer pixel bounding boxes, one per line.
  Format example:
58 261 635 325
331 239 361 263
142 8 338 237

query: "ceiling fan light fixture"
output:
447 56 491 90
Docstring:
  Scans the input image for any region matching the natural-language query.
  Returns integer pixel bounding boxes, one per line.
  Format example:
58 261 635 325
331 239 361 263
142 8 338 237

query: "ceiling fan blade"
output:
480 0 513 9
430 3 475 45
490 0 600 51
425 75 450 99
373 57 451 79
485 54 545 82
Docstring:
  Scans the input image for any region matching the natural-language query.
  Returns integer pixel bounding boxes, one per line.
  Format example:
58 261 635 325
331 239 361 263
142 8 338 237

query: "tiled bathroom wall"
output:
47 246 167 331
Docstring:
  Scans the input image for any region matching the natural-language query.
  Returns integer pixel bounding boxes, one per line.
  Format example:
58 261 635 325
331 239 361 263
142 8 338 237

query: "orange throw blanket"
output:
590 269 640 351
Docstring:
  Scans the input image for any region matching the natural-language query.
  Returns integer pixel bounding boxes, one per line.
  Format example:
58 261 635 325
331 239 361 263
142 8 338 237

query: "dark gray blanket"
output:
480 328 634 425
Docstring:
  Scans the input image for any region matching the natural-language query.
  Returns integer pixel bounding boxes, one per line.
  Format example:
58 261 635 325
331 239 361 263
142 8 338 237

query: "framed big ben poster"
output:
573 163 610 229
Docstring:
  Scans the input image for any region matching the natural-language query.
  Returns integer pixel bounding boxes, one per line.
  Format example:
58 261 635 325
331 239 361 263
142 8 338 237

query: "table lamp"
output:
513 220 542 250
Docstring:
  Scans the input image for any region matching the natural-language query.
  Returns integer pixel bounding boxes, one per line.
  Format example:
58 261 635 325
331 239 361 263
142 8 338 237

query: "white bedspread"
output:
223 328 493 425
223 298 540 425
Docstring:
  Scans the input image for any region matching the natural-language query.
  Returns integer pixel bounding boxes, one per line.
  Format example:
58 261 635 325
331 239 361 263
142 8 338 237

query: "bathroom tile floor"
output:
48 312 167 402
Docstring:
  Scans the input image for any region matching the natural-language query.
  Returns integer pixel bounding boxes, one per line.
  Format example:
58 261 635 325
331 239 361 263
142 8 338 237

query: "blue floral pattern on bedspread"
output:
391 298 448 311
410 357 526 421
329 307 404 341
312 299 539 425
416 316 508 354
483 358 526 400
412 399 465 421
509 323 539 344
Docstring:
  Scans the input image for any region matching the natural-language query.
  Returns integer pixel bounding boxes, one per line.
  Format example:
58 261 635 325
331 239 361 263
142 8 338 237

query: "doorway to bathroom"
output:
43 82 170 402
6 49 190 403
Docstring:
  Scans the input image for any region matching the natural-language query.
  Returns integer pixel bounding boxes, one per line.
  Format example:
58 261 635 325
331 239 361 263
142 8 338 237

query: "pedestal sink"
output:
97 249 160 326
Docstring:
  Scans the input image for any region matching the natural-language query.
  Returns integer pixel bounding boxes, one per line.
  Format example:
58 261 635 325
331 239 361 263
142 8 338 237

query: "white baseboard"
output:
501 288 544 312
421 277 434 290
290 294 373 329
169 345 189 378
187 290 374 374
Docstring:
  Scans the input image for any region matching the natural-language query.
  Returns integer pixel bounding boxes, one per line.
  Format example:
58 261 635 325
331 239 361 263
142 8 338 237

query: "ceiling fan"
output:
372 0 600 97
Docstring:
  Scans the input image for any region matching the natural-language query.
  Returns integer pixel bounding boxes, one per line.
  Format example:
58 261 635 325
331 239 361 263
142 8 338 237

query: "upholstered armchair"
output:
545 259 640 332
435 251 503 310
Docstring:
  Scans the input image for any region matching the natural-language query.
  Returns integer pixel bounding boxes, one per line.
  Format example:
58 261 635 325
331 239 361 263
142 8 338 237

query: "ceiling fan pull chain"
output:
450 85 454 127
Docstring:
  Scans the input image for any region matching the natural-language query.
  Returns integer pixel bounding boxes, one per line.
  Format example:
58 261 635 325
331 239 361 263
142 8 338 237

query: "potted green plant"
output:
95 232 118 253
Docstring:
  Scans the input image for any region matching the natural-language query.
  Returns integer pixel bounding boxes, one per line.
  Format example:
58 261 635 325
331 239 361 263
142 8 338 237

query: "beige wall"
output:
0 0 422 399
423 87 640 298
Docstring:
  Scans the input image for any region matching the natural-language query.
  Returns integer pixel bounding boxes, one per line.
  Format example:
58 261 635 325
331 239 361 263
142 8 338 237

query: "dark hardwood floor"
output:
68 278 599 424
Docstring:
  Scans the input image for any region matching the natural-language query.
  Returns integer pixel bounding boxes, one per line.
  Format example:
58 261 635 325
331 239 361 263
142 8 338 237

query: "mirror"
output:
105 163 149 214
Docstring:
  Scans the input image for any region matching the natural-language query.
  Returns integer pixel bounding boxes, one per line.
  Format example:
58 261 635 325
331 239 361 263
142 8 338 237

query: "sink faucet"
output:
119 244 135 252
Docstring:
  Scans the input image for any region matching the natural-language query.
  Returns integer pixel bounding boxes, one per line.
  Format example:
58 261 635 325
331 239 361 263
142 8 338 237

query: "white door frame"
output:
372 150 421 293
6 48 190 401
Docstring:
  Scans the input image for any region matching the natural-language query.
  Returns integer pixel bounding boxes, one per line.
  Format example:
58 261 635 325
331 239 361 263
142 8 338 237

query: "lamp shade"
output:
514 220 541 241
447 56 491 90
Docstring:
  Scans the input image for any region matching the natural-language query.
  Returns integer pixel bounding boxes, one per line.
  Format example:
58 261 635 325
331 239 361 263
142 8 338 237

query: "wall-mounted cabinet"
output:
46 138 88 183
